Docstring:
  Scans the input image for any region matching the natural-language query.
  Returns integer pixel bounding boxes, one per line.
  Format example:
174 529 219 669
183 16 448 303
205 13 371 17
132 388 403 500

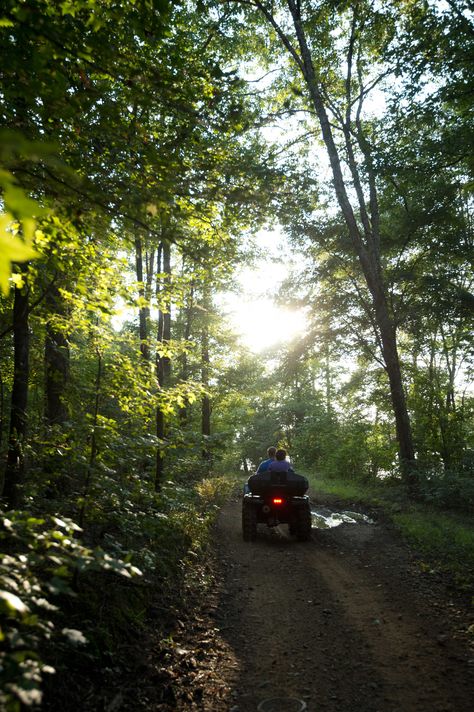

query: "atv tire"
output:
242 503 257 541
296 503 312 541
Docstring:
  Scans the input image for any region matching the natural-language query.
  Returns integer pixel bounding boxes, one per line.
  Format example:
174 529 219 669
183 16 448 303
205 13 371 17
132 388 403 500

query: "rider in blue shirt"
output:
244 446 276 494
256 446 277 473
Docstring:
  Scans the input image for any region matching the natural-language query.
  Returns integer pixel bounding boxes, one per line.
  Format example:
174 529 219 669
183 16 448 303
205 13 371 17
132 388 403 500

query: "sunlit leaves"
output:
0 166 43 293
0 511 143 709
0 225 38 295
0 591 29 617
61 628 87 645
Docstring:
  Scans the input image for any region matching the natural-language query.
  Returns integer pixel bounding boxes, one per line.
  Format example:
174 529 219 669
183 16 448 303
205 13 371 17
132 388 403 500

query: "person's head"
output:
275 448 287 461
267 446 277 459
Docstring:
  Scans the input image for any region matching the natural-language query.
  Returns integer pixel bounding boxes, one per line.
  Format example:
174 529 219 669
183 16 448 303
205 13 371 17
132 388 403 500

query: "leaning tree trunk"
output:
281 0 416 484
3 272 29 506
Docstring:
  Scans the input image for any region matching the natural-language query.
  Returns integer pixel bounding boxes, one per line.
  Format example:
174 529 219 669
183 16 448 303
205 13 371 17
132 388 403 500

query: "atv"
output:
242 470 312 542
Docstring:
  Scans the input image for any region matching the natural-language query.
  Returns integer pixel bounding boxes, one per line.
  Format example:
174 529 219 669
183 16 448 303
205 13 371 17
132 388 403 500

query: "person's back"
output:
255 446 277 474
268 459 291 473
268 448 293 473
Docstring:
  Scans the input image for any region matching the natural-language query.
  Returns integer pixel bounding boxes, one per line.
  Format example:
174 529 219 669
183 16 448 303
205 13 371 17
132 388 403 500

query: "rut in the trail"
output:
210 499 474 712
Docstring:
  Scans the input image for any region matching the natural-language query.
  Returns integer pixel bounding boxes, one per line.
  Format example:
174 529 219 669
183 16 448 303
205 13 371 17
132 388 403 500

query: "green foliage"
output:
195 474 238 509
393 510 474 589
0 512 140 710
0 461 232 709
0 136 45 294
306 471 388 504
415 460 474 514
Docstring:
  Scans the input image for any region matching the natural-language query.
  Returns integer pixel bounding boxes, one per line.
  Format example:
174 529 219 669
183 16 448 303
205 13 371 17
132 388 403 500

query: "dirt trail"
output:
201 498 474 712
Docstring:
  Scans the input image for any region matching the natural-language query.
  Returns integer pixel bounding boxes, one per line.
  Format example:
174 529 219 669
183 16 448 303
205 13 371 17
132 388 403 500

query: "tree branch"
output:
252 0 305 72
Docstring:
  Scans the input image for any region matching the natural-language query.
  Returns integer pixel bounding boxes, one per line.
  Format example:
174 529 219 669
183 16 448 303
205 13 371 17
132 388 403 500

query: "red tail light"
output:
273 497 283 505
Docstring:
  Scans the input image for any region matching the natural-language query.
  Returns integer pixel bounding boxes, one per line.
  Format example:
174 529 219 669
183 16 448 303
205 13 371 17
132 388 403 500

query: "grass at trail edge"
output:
304 473 474 594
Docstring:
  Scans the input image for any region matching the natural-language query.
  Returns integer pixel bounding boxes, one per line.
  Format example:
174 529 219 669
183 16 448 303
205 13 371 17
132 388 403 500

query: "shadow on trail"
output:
213 505 385 712
211 499 474 712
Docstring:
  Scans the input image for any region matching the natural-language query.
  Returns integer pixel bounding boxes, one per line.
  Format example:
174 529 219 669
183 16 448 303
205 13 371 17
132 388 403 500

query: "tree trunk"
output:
135 231 149 361
43 282 71 496
44 284 69 426
0 368 4 456
201 319 211 463
145 248 155 307
324 343 331 417
284 0 416 483
3 274 29 506
370 279 416 471
78 348 102 529
179 281 194 425
162 241 172 378
155 240 171 491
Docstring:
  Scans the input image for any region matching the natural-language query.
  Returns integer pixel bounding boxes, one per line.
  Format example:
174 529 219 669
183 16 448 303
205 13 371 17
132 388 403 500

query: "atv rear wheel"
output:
242 503 257 541
296 503 312 541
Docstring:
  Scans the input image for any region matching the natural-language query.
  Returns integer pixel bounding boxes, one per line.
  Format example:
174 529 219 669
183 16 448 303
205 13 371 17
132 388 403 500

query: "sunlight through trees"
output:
0 0 472 707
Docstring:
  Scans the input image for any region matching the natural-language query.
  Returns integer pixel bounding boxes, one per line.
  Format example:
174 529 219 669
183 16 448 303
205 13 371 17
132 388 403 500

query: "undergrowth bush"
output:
416 461 474 513
0 513 140 711
195 475 236 508
0 467 232 710
393 510 474 587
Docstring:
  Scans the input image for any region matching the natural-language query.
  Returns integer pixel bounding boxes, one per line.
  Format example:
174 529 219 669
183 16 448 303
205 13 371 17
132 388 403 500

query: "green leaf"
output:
61 628 87 645
0 216 39 294
0 591 29 617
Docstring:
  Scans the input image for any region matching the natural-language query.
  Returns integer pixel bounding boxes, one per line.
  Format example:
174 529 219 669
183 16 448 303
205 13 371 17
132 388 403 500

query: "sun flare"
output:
221 230 308 352
225 298 307 352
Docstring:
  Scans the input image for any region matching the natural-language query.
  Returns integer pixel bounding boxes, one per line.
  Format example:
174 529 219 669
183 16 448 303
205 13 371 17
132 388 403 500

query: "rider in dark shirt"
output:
268 448 294 473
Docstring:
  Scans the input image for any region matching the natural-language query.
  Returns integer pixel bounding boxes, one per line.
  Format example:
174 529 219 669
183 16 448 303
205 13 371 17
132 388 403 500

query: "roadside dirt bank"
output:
114 494 474 711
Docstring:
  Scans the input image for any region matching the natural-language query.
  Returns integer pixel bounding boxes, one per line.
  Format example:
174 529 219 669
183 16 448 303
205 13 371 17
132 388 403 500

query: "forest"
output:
0 0 473 710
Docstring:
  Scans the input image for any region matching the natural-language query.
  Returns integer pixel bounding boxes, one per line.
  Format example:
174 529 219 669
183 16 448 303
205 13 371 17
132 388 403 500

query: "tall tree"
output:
2 266 29 505
221 0 418 480
44 283 70 427
200 288 212 465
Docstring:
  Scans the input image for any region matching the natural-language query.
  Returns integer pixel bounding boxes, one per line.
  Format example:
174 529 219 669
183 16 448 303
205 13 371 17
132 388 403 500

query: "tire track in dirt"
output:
211 499 474 712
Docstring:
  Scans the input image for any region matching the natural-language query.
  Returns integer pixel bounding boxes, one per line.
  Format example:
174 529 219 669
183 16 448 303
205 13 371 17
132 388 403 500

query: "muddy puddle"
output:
311 507 373 529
